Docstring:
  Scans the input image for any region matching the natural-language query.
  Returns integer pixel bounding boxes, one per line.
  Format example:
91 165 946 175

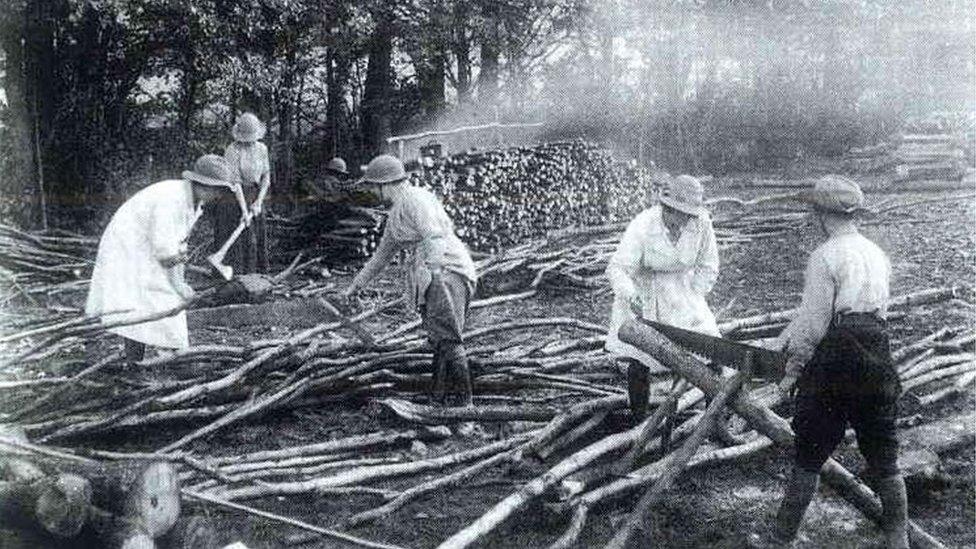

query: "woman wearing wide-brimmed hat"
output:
217 112 272 273
85 154 239 363
605 174 721 418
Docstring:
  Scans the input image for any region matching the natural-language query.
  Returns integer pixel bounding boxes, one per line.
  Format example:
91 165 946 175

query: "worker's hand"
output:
777 372 798 402
629 295 644 318
251 202 263 217
176 282 196 302
240 211 253 227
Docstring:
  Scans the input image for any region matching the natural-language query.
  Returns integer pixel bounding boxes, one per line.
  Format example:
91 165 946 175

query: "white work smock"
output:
85 179 203 349
605 204 721 368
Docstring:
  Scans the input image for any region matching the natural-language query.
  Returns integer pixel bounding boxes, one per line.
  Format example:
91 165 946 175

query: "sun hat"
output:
660 175 705 216
354 154 407 186
231 112 266 143
325 157 349 176
182 154 235 188
798 175 868 214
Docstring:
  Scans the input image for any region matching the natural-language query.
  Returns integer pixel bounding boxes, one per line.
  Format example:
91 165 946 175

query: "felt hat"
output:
325 157 349 176
354 154 407 186
798 175 867 214
231 112 266 143
182 154 235 188
660 175 705 216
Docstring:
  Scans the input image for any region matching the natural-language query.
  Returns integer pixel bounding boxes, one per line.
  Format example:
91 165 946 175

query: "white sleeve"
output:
690 216 719 295
606 215 644 300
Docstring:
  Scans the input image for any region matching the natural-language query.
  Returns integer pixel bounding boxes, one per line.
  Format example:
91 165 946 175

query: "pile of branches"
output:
0 282 969 547
0 224 95 306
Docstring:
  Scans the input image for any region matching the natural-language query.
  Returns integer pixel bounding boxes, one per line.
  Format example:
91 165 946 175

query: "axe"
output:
207 217 249 281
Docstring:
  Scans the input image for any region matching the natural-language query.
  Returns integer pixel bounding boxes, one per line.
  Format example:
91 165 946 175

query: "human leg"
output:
123 338 146 364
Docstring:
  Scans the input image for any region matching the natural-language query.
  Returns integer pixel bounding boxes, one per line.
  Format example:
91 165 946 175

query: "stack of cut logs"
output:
894 134 967 182
412 141 658 254
0 282 970 547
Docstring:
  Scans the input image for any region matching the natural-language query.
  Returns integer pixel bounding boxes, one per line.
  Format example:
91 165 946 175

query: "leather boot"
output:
626 360 649 420
875 475 909 549
773 467 819 542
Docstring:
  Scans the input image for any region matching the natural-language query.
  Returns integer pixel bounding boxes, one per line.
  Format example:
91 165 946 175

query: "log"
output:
902 362 975 393
618 320 947 549
378 398 559 424
0 473 92 538
614 380 688 475
158 515 217 549
606 365 748 549
717 287 958 335
537 411 608 461
343 439 526 527
29 458 180 538
209 427 451 465
212 432 537 501
435 425 647 549
87 507 156 549
182 489 404 549
917 371 976 406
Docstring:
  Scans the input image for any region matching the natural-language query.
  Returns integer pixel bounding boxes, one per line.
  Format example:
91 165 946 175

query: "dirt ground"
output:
3 178 974 549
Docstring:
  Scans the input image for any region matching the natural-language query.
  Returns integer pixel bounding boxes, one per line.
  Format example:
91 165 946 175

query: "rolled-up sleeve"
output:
780 251 835 376
690 216 719 295
606 216 644 301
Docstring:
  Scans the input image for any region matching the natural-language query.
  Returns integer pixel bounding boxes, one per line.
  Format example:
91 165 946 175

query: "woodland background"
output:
0 0 973 228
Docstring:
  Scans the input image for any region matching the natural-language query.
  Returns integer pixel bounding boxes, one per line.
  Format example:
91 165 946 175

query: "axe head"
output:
207 254 234 281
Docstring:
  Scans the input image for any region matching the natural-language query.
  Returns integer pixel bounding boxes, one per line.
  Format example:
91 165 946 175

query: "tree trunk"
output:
477 3 500 108
453 2 472 106
362 12 394 156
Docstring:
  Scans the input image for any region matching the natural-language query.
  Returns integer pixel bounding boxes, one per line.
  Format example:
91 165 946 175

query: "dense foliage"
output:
0 0 973 229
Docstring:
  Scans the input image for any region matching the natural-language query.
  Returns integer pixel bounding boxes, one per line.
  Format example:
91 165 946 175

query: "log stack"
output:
894 134 967 182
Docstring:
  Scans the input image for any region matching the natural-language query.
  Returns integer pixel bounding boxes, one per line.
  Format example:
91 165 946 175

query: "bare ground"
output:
2 181 974 549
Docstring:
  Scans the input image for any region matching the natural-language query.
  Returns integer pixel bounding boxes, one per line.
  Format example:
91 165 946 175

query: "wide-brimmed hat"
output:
182 154 234 188
660 175 705 216
325 157 349 176
798 175 868 214
352 154 407 187
231 112 266 143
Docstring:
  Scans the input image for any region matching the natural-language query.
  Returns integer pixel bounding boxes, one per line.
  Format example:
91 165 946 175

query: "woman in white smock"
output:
85 155 238 363
606 174 720 418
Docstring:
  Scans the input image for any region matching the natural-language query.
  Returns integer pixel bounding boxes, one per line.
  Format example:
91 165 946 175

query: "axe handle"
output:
212 217 249 265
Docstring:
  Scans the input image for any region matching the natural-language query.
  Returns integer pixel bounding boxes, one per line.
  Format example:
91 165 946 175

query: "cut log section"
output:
158 514 218 549
25 457 180 538
0 473 92 538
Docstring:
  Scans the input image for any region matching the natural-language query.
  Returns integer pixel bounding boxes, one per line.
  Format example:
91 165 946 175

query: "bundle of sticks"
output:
0 224 96 308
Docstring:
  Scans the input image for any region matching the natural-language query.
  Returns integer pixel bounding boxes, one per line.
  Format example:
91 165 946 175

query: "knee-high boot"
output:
626 359 649 421
774 467 820 542
875 475 909 549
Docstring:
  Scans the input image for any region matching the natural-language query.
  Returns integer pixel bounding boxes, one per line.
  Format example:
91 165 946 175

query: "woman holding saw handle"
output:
85 155 240 364
605 174 722 420
341 154 478 407
218 111 272 274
